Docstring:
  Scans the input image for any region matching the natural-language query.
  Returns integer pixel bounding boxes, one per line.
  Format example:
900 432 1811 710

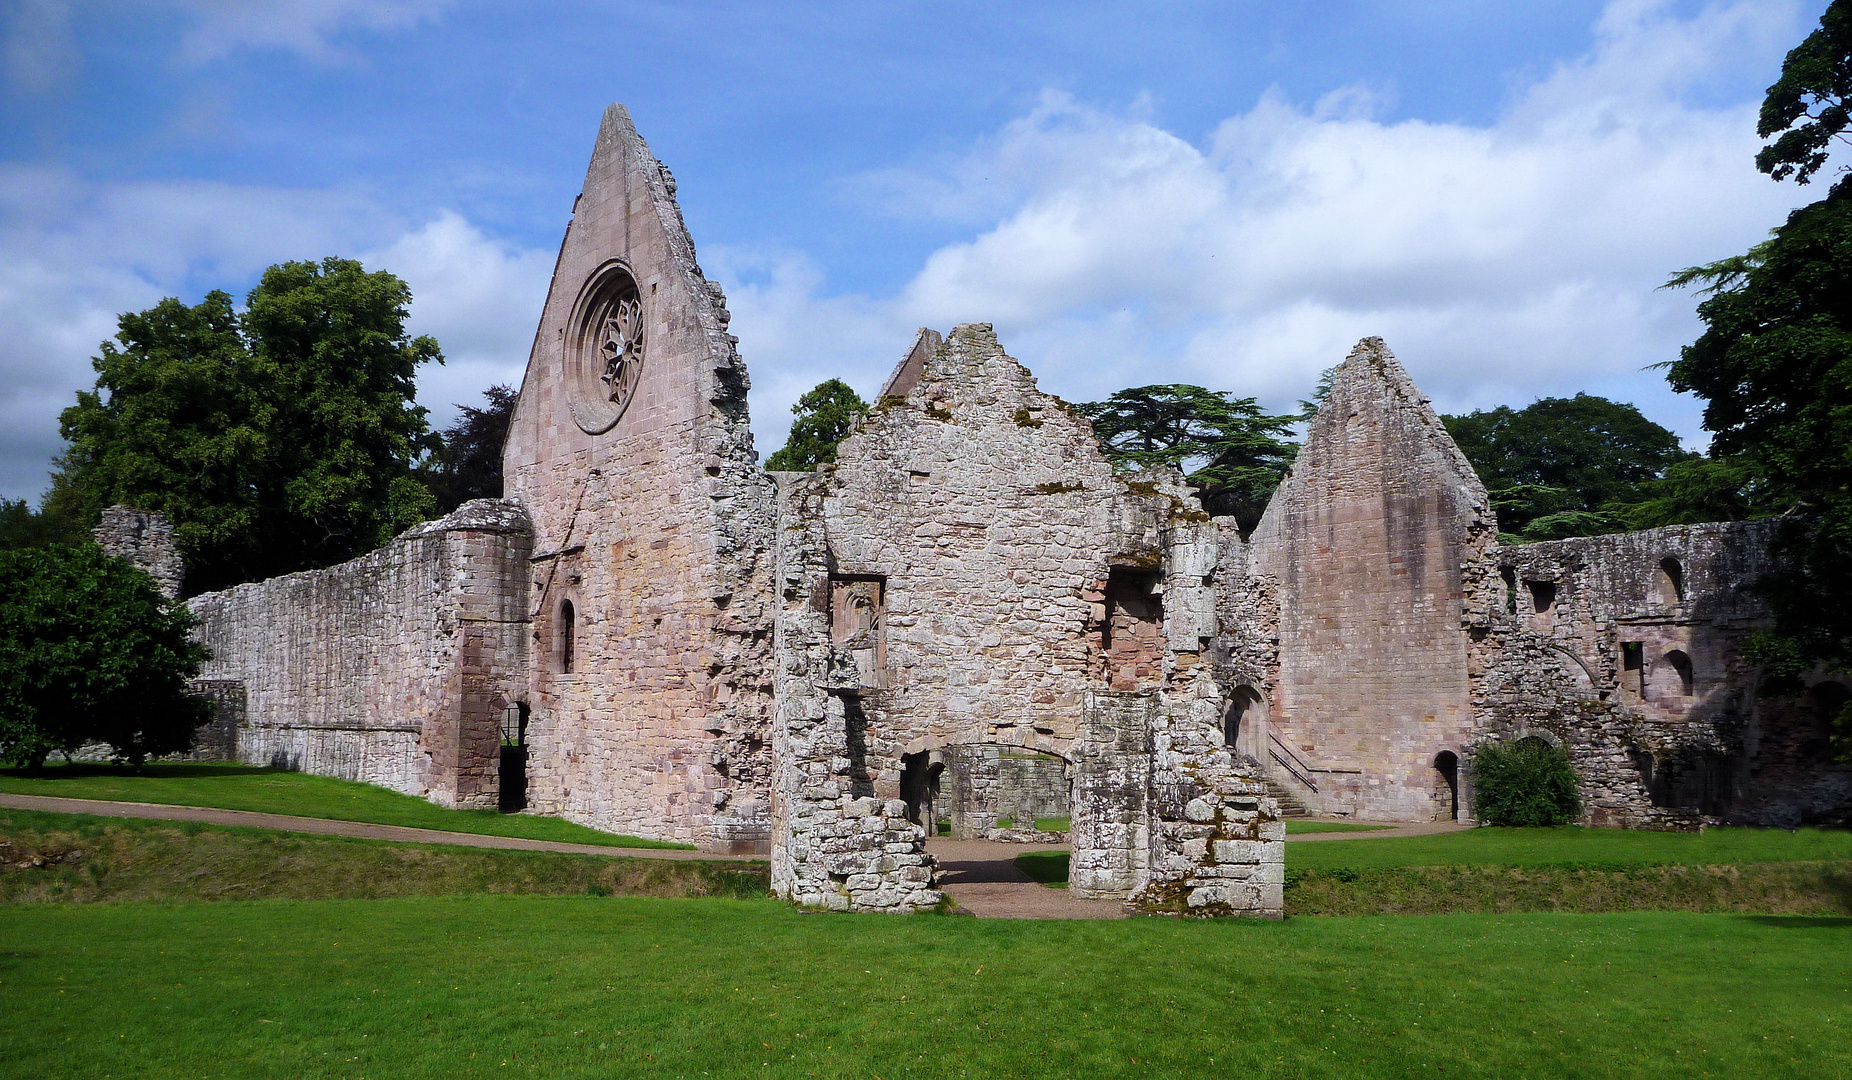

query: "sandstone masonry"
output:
170 105 1845 919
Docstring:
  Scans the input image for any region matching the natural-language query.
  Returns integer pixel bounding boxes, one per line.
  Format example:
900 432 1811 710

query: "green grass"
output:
1015 850 1069 887
1286 820 1394 834
1034 816 1070 832
0 810 764 904
1 899 1846 1078
1289 825 1852 872
994 816 1014 829
0 763 691 849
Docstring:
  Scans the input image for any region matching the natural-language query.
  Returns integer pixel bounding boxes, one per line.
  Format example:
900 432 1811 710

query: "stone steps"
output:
1262 777 1311 818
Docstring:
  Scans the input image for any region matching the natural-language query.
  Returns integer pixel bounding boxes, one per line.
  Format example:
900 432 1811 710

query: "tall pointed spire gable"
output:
1250 337 1496 822
499 106 775 854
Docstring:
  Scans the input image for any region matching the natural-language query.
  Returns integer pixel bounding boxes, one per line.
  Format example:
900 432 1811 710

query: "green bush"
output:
1469 738 1582 826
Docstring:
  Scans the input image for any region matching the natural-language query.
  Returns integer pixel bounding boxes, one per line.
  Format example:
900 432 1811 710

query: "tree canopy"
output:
53 258 443 593
1440 394 1691 541
765 379 867 471
422 384 518 514
1662 0 1852 684
1077 384 1298 532
0 545 211 768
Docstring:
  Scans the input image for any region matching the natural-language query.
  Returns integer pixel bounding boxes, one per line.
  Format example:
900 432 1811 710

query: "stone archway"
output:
1432 750 1459 821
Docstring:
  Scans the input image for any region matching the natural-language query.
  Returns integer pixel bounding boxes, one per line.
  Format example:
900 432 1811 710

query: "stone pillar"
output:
94 505 184 599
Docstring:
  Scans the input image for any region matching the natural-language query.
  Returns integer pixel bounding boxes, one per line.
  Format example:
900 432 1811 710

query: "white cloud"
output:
0 169 548 500
727 0 1815 457
174 0 451 64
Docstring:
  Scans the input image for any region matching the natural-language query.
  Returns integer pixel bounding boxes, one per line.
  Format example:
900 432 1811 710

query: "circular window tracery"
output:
566 262 645 434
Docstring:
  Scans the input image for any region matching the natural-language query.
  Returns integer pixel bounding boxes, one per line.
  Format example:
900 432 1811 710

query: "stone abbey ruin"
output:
100 106 1850 916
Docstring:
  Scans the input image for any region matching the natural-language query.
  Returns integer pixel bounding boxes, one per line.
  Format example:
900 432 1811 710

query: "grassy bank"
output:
0 810 763 904
1288 824 1852 872
0 763 690 848
1286 820 1394 834
1287 861 1852 916
1 899 1845 1078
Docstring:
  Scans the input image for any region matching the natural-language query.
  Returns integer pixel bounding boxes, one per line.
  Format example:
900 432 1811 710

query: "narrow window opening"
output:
1500 567 1518 616
1657 557 1686 605
559 600 576 674
1621 641 1644 695
1525 579 1556 615
1664 649 1694 696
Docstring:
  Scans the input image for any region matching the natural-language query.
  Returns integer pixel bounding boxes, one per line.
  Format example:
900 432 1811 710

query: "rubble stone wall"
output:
95 504 185 599
770 324 1281 914
1468 521 1850 827
501 105 776 852
187 500 531 808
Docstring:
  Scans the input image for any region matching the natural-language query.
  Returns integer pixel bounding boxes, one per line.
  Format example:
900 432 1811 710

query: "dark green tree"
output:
1077 384 1299 532
1468 738 1582 827
53 259 442 593
1441 394 1691 540
0 498 85 550
1662 0 1852 675
765 379 867 471
422 384 518 513
0 545 211 768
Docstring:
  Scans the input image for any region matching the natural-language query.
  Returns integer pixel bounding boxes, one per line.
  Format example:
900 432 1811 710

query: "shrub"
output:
1468 738 1583 826
0 544 211 767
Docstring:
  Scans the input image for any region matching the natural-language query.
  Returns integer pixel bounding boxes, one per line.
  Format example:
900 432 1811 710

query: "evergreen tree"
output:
423 385 518 513
765 379 867 471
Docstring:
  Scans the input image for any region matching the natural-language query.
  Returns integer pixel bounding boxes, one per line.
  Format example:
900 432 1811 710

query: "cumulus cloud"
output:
0 170 548 501
726 0 1814 457
174 0 452 64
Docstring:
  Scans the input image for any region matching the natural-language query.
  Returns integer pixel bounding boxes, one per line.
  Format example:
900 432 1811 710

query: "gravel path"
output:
0 793 761 862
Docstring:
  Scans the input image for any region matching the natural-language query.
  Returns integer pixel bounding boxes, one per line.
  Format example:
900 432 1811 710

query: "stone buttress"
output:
501 105 777 853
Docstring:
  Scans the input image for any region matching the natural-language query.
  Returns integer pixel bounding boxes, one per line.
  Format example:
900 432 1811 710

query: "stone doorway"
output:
935 744 1073 840
1433 750 1459 821
499 702 530 813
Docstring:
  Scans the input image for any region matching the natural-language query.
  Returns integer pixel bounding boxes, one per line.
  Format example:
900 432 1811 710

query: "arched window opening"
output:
1500 567 1518 616
1664 650 1693 696
559 600 576 674
1657 557 1685 606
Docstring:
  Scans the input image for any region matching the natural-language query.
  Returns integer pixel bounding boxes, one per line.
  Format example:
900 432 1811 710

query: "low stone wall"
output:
187 500 532 809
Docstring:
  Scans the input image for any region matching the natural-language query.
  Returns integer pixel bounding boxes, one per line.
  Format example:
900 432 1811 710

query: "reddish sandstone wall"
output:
1250 338 1497 820
502 105 775 852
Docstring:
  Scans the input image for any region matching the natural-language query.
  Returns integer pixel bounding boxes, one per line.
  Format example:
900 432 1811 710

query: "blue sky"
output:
0 0 1834 501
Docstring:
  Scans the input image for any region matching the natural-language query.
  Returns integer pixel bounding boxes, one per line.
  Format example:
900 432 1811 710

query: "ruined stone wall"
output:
1250 338 1497 821
502 105 775 852
940 744 1070 837
94 504 184 599
1469 521 1849 827
770 324 1280 914
188 500 531 808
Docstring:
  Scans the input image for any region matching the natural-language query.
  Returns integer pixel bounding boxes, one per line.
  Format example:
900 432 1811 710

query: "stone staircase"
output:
1262 776 1310 818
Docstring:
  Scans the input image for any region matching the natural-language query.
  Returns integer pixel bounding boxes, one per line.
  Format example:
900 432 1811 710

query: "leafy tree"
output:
0 545 211 768
1441 394 1691 540
765 379 867 471
1077 384 1298 532
1468 738 1582 827
1662 0 1852 671
53 259 443 593
0 498 85 550
422 384 518 513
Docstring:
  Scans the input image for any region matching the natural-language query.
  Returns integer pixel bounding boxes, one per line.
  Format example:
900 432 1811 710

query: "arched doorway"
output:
932 744 1073 838
498 701 530 813
1223 685 1266 762
899 750 947 835
1432 750 1459 821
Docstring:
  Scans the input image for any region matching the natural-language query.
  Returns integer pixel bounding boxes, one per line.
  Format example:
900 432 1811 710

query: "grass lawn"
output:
1286 820 1394 834
1288 825 1852 872
0 763 690 849
1015 850 1069 886
1 898 1846 1079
